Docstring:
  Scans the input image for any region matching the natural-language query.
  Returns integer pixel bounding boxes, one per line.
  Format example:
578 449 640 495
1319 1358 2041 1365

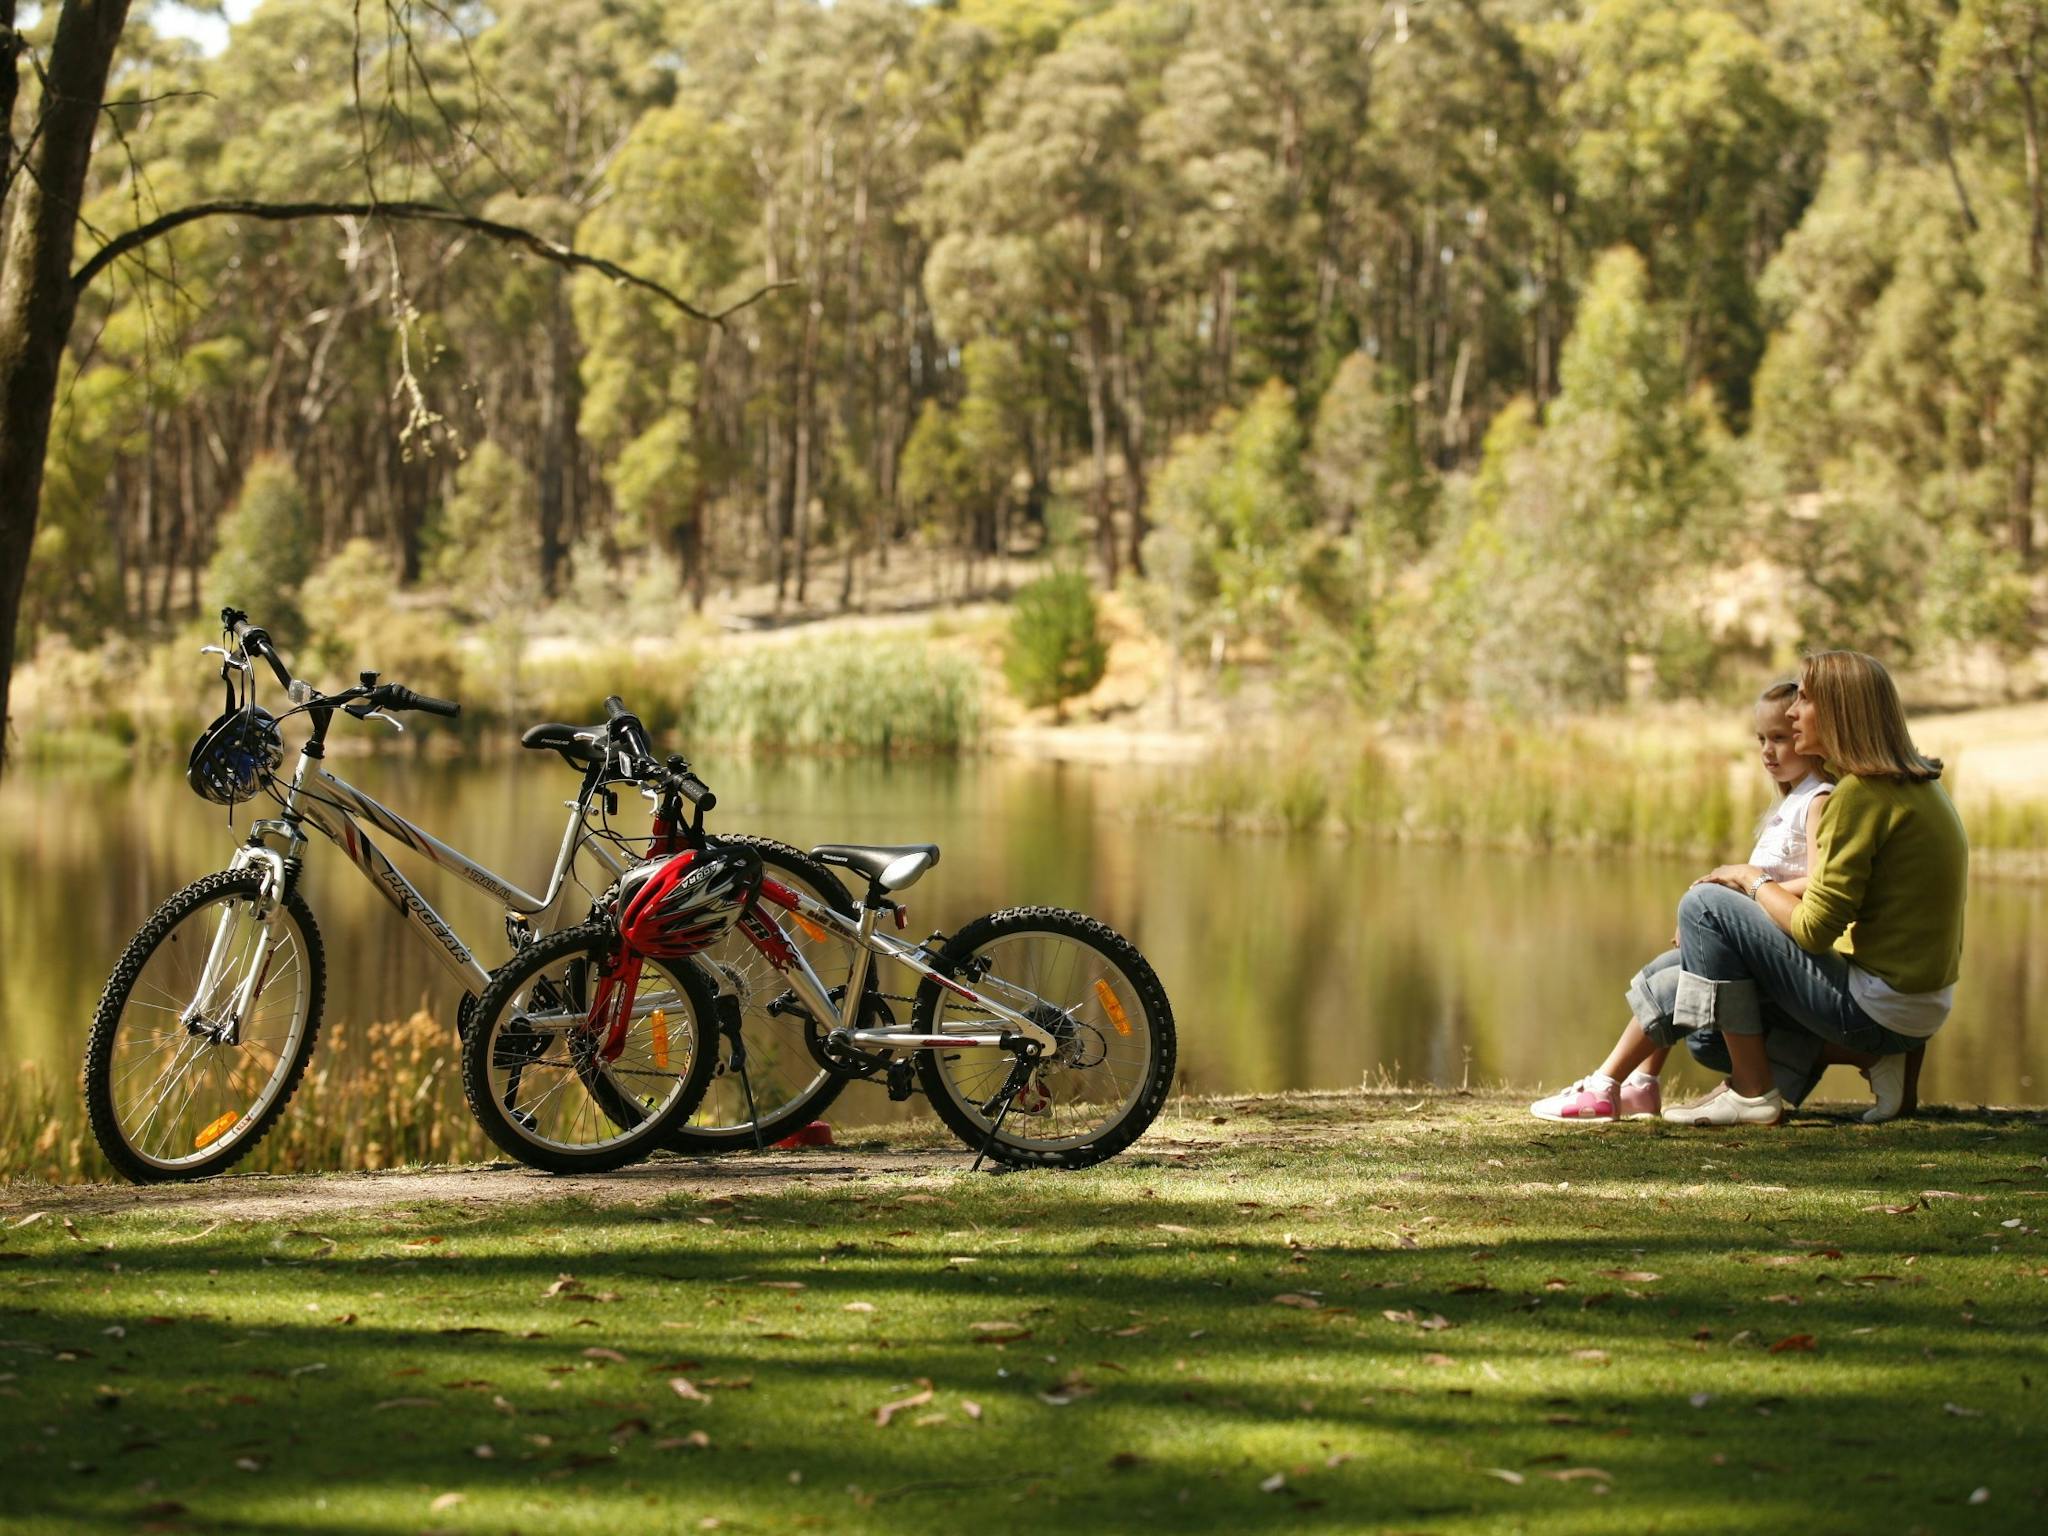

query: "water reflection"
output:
2 754 2041 1125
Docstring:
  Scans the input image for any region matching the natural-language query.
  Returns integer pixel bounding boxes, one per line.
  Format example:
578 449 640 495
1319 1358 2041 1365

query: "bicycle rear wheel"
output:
913 906 1175 1169
461 921 717 1173
84 869 326 1183
667 838 855 1152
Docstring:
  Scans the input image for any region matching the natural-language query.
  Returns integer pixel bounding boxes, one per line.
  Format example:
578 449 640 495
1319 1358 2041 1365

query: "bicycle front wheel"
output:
461 922 717 1174
913 907 1176 1169
84 869 326 1183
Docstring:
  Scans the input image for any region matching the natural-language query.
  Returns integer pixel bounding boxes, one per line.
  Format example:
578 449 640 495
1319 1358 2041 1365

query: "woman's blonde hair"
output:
1797 650 1942 781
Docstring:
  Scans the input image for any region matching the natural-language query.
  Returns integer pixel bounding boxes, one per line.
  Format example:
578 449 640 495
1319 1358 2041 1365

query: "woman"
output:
1660 650 1967 1127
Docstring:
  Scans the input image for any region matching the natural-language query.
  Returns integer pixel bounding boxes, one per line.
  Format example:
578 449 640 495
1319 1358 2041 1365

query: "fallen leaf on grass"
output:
1943 1403 1984 1417
875 1383 934 1427
669 1377 712 1404
1545 1467 1614 1483
1272 1294 1322 1310
1768 1334 1817 1354
1862 1203 1919 1215
581 1347 627 1365
961 1399 983 1421
1037 1370 1094 1406
1597 1269 1660 1283
655 1431 712 1451
759 1281 806 1292
430 1493 465 1512
372 1397 438 1411
968 1321 1031 1343
844 1301 875 1313
1570 1349 1610 1364
8 1212 47 1229
1478 1468 1525 1485
1259 1473 1288 1493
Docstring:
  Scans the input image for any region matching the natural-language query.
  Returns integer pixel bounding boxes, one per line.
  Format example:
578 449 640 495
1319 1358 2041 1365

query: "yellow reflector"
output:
195 1110 239 1150
1094 979 1131 1036
789 910 828 945
650 1008 670 1070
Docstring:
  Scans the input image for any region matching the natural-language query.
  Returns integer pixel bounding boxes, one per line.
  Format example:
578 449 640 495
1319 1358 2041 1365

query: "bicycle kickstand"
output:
721 1008 764 1152
970 1048 1042 1174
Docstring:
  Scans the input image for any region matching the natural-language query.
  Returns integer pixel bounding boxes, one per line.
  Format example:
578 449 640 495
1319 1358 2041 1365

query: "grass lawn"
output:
1 1090 2044 1535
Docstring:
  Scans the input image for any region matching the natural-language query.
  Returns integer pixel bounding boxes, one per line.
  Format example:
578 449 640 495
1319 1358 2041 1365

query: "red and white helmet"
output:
614 844 762 958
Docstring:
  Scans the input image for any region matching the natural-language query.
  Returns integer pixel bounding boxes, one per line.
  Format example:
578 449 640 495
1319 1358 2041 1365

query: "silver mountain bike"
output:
82 610 715 1182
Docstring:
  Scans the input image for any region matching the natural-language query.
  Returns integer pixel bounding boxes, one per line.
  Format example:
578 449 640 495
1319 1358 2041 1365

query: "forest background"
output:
7 0 2048 826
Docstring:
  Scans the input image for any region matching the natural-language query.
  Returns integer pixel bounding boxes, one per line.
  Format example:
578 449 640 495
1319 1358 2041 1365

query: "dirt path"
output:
0 1122 1221 1223
0 1148 968 1222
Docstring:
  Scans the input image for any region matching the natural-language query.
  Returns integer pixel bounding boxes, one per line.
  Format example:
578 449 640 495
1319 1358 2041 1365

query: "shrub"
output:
203 455 315 642
1003 569 1108 718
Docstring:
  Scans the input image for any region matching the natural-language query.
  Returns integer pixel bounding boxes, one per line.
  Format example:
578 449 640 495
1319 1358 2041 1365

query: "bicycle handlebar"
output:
221 607 460 724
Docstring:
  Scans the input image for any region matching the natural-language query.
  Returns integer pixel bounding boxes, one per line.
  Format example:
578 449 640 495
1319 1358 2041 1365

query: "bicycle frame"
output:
225 748 632 997
739 878 1061 1056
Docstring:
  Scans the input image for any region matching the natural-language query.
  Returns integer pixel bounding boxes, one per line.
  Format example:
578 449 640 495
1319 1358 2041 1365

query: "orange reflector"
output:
789 910 828 945
195 1111 239 1150
650 1009 670 1070
1094 979 1131 1036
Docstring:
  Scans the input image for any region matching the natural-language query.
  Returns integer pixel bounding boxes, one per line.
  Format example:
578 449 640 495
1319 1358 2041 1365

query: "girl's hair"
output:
1797 650 1943 781
1756 678 1802 800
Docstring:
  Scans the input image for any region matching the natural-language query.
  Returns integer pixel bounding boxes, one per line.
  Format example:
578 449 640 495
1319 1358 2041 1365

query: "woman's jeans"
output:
1626 885 1916 1100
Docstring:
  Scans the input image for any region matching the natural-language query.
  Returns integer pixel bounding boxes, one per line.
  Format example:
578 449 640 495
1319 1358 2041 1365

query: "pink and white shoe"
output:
1619 1075 1662 1120
1529 1079 1617 1123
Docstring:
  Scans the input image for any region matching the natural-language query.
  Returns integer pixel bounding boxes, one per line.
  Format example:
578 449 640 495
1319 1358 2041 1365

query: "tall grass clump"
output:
1152 720 1771 857
687 640 982 753
0 1011 488 1186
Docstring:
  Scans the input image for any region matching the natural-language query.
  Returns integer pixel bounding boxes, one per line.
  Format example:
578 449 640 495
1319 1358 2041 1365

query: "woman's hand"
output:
1695 863 1764 893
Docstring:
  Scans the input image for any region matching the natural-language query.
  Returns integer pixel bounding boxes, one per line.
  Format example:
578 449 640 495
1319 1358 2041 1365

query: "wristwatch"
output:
1748 873 1775 899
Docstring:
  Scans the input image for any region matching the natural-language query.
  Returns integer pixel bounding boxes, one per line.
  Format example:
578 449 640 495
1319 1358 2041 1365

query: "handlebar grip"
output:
674 773 716 813
239 624 294 690
383 685 461 719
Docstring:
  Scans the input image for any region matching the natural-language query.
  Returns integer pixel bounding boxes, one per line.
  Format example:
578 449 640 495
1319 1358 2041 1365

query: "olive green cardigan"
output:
1788 771 1968 994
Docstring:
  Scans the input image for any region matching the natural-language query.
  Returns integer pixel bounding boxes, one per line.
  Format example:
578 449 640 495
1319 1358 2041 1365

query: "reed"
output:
0 1010 487 1187
686 640 984 753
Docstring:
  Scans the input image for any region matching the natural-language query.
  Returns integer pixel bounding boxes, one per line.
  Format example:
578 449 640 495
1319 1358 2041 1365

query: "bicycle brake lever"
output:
200 645 252 671
365 710 405 733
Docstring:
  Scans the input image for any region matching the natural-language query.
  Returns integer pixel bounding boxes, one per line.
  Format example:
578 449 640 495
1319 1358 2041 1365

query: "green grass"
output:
2 1092 2044 1534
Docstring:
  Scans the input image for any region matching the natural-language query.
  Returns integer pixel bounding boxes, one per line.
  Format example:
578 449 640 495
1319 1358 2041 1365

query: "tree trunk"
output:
0 0 134 762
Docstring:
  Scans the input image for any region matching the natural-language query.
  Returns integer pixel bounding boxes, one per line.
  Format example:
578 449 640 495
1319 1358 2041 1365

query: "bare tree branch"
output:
70 200 797 325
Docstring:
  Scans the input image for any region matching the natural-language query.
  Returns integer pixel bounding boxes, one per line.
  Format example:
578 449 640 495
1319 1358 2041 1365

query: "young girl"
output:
1530 681 1832 1123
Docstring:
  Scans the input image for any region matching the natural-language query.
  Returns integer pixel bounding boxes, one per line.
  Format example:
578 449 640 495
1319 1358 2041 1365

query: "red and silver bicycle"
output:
467 698 1179 1172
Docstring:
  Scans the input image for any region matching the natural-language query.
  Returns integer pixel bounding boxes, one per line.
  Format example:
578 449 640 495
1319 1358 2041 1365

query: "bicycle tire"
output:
84 869 327 1184
666 837 856 1152
460 921 718 1174
913 906 1175 1170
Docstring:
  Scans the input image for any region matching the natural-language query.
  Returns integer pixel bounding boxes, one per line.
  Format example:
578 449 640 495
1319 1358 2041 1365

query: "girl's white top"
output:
1746 771 1831 882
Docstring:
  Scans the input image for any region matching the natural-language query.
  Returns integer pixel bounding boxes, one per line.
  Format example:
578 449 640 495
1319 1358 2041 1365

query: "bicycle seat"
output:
521 721 604 769
810 842 940 893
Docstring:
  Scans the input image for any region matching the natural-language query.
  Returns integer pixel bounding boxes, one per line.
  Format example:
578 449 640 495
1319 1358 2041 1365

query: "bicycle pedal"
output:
885 1059 916 1102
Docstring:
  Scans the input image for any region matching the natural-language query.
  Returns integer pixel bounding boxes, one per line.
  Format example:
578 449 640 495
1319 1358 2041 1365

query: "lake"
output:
2 752 2042 1154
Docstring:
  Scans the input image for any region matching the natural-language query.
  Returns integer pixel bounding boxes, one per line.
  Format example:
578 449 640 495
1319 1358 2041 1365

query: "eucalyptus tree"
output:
0 0 738 762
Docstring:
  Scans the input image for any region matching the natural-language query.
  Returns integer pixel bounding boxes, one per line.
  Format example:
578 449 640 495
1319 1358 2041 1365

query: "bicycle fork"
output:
183 843 293 1045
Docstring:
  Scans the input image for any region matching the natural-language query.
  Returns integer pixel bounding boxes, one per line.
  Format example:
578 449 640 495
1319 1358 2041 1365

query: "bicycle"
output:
83 610 717 1182
536 700 1180 1170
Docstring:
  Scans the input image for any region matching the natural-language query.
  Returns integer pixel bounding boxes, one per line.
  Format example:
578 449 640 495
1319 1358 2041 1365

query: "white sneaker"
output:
1662 1082 1784 1126
1862 1055 1906 1124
